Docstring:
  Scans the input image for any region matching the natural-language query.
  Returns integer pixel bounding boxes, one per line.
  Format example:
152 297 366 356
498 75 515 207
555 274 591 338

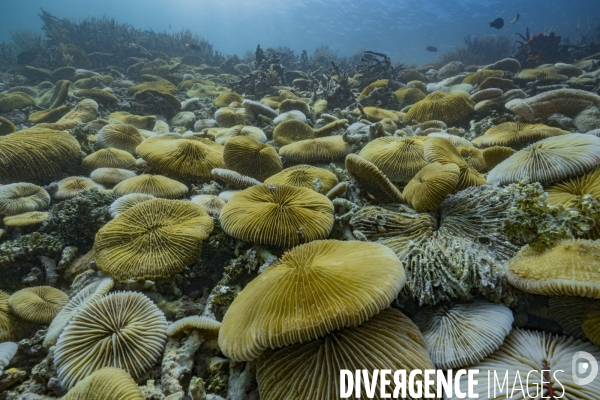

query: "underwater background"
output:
1 0 600 64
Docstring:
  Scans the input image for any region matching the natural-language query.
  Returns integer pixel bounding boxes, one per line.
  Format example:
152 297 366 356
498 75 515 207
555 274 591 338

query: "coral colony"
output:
0 8 599 400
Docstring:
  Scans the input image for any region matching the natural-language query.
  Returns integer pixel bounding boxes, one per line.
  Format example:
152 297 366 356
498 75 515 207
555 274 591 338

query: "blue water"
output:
1 0 599 64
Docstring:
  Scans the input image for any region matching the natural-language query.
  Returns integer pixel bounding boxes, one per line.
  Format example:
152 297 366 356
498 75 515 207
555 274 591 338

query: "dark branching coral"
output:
40 189 119 250
350 185 519 305
0 232 63 268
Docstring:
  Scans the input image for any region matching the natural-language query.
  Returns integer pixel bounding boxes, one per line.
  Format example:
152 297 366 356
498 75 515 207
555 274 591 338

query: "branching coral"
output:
0 232 63 268
350 185 519 305
40 189 119 250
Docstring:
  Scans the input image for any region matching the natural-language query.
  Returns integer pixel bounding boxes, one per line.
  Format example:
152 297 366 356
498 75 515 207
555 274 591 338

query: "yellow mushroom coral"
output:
402 162 460 212
220 184 334 248
82 148 137 170
8 286 69 323
264 165 338 194
63 367 144 400
94 199 213 281
358 136 428 183
219 240 406 361
345 154 404 203
279 136 352 164
404 91 474 125
136 136 225 182
96 124 145 154
507 239 600 298
424 137 486 191
256 308 433 400
223 136 282 181
0 183 50 216
472 122 568 150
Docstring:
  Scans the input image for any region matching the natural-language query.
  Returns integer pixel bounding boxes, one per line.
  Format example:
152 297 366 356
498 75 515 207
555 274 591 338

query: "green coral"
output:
206 357 229 397
0 232 63 267
502 180 600 250
40 189 119 250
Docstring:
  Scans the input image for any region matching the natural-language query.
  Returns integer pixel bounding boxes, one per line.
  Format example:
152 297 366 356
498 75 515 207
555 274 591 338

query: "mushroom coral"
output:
487 134 600 186
219 184 334 248
424 137 486 191
214 125 267 145
505 88 600 122
97 124 145 154
507 239 600 299
358 136 428 184
482 146 516 170
108 111 155 130
136 136 224 182
167 316 221 336
113 174 188 199
264 165 338 194
219 240 406 361
0 291 30 342
279 136 352 164
472 122 568 150
54 291 167 389
53 177 105 200
63 367 144 400
449 329 600 399
36 99 99 130
0 183 50 216
109 193 155 218
404 91 474 125
8 286 68 323
82 148 136 170
0 92 35 113
214 107 254 128
90 168 137 186
4 211 48 227
94 199 213 281
0 129 81 184
402 162 460 212
256 308 434 400
345 154 404 203
44 278 114 348
0 342 17 376
351 185 519 305
414 302 513 369
223 136 282 181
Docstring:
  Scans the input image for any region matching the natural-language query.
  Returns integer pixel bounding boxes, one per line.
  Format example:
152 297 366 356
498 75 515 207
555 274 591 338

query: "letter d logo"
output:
572 351 598 386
